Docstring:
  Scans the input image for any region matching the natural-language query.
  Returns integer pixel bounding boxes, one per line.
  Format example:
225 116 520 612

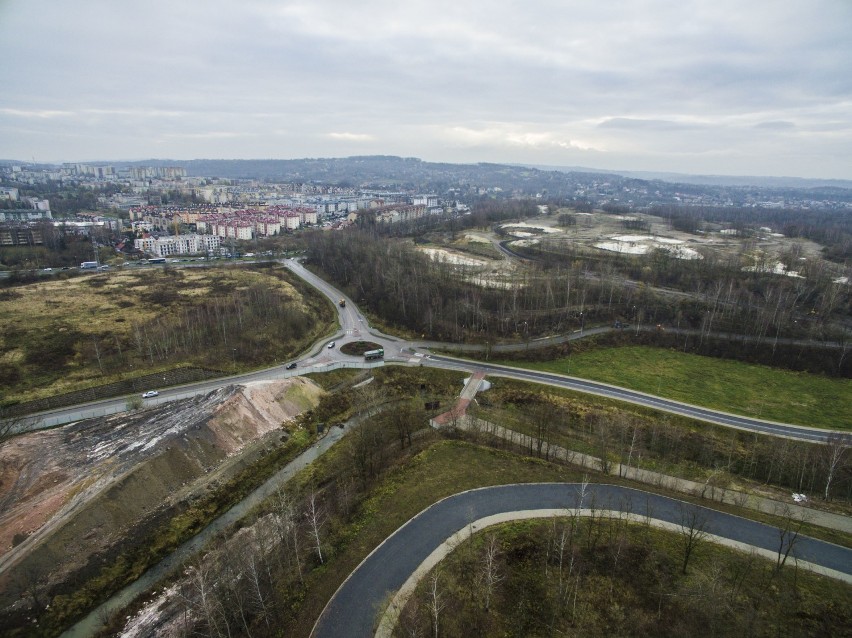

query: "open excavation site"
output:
0 377 323 627
415 210 838 295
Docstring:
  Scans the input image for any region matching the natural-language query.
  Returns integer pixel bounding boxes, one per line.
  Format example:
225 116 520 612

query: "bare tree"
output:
305 487 326 565
12 564 47 617
240 536 271 628
271 487 303 582
182 552 229 638
478 534 504 612
775 504 808 571
220 549 255 638
397 601 425 638
427 571 446 638
0 406 27 447
622 423 639 477
0 418 16 447
392 401 418 449
678 505 709 575
350 417 387 486
575 474 590 515
822 433 851 500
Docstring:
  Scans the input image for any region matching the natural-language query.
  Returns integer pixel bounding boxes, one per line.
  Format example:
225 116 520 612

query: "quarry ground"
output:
0 377 323 617
416 210 832 283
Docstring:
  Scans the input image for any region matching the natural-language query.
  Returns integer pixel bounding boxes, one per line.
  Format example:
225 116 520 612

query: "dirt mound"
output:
0 377 322 608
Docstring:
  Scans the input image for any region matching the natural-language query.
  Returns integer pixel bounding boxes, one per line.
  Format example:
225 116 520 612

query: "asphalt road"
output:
13 259 841 443
312 483 852 638
420 354 835 443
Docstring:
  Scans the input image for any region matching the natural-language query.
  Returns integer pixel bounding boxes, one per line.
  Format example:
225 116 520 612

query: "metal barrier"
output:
16 359 420 433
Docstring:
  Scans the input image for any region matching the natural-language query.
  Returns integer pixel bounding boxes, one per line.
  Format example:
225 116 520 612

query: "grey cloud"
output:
0 0 850 177
754 121 796 130
598 118 709 131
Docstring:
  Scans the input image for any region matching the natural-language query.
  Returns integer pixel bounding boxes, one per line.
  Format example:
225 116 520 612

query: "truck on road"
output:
339 298 346 307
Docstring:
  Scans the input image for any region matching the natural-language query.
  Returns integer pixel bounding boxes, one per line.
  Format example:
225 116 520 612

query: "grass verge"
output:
491 345 851 429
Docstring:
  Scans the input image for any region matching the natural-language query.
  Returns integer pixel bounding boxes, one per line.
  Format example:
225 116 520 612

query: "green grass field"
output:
496 346 851 430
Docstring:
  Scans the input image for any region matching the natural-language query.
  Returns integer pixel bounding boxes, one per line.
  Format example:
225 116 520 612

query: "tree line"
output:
303 226 849 354
473 385 851 502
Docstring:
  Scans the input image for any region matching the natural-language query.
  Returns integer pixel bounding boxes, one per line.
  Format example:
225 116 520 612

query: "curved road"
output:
312 483 852 638
12 259 842 443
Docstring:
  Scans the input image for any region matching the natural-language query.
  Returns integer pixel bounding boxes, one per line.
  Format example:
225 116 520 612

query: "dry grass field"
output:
0 264 334 403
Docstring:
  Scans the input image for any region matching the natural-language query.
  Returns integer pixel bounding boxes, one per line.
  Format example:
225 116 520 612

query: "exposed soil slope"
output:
0 377 322 610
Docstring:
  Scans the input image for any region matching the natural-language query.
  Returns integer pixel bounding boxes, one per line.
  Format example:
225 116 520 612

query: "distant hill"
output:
7 156 851 208
522 164 852 190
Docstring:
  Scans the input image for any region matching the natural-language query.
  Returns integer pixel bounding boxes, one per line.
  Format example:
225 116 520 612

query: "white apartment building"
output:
0 187 19 201
227 224 254 240
413 195 439 207
255 219 281 236
284 213 301 231
134 233 221 257
300 209 318 224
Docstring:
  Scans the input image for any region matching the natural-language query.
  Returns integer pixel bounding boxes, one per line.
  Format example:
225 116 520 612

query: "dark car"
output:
286 362 297 370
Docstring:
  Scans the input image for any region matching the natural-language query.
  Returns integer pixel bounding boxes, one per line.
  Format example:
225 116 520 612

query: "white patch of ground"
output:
120 583 182 638
834 276 849 285
508 231 535 238
742 262 804 278
595 234 703 259
463 233 490 243
665 246 702 260
500 222 561 234
594 241 650 255
610 234 654 242
467 274 521 289
418 247 488 267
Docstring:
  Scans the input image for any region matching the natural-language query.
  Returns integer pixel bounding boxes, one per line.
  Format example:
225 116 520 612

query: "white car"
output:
328 341 336 349
142 390 159 398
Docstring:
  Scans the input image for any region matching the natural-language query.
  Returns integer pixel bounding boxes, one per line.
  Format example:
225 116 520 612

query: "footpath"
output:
431 375 852 535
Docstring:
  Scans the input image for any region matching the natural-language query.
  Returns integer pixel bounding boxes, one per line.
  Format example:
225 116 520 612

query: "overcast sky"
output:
1 0 850 178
